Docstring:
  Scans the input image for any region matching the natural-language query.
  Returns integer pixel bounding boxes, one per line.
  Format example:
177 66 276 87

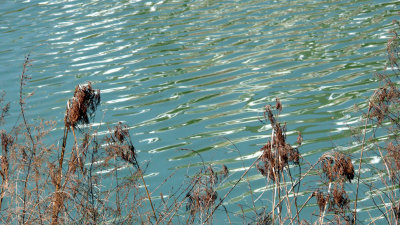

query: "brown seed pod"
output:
276 97 282 112
320 151 354 183
64 82 100 129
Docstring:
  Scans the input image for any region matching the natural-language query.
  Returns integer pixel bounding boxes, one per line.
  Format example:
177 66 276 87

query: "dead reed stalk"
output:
51 82 100 225
104 122 157 222
353 104 371 223
0 131 12 210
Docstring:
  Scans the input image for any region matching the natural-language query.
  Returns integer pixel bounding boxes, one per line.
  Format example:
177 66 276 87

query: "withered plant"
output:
0 54 58 225
0 92 9 125
318 151 354 224
353 19 400 225
255 99 302 224
103 122 157 223
50 82 101 225
185 166 219 224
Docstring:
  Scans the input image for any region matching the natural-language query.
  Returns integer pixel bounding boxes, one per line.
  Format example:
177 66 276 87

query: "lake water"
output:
1 0 399 223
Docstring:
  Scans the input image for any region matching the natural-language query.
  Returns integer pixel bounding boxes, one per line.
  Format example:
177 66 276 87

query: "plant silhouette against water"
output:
0 19 400 225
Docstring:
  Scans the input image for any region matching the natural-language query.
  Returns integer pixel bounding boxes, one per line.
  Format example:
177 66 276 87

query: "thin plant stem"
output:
19 54 44 225
290 192 314 225
203 155 262 224
71 126 82 170
280 169 292 222
353 103 372 224
268 159 322 218
271 127 276 222
222 205 232 225
51 126 69 225
138 168 157 222
320 182 331 225
287 165 300 224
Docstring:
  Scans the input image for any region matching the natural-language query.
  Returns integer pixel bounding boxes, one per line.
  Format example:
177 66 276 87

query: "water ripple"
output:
1 0 398 222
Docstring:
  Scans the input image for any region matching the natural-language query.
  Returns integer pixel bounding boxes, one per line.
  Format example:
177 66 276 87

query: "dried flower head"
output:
264 104 275 126
64 82 100 129
105 122 137 166
276 97 282 112
0 92 9 126
331 184 349 210
316 191 328 212
320 151 354 183
257 101 302 181
221 164 229 179
114 122 130 144
297 132 303 146
1 131 13 155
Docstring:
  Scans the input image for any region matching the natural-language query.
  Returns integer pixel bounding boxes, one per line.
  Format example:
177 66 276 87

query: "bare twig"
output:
353 103 372 224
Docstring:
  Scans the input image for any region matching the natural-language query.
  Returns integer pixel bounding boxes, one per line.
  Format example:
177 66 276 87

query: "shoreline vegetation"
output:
0 21 400 225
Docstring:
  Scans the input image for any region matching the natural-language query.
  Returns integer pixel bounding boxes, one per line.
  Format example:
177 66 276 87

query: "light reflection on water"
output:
0 0 398 222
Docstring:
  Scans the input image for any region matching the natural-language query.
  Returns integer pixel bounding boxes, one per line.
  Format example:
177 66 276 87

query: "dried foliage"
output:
316 191 328 212
359 20 400 225
64 82 100 129
321 151 354 183
185 165 226 223
369 76 400 125
0 92 9 126
257 102 300 182
104 122 137 166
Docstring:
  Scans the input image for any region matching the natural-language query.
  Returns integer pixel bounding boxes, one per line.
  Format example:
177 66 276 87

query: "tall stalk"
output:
353 103 371 224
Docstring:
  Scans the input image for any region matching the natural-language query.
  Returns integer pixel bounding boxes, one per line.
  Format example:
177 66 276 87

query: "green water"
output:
0 0 399 223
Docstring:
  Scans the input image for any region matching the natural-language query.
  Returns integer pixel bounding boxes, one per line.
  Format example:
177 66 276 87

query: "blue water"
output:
0 0 399 223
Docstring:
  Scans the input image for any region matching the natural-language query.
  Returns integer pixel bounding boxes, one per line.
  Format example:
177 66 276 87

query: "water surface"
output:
0 0 399 223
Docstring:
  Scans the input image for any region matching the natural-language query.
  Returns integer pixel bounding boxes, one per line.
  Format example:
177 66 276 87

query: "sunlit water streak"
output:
0 0 399 223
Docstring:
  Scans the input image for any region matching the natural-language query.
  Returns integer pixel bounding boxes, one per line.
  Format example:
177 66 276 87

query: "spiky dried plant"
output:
64 82 100 129
320 151 354 183
104 122 137 166
0 92 9 126
185 166 222 224
257 101 301 182
0 131 13 210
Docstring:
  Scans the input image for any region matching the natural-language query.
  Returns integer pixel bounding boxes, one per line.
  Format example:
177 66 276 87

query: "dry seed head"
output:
316 191 328 211
386 142 400 172
207 165 217 185
257 102 302 180
288 146 300 165
320 151 354 182
256 162 266 176
105 122 137 166
264 104 275 126
1 131 13 154
332 185 349 209
114 122 129 143
0 101 10 125
222 164 229 178
387 83 400 100
0 131 12 182
68 146 78 175
274 123 285 147
201 188 217 208
0 155 8 182
297 132 303 146
64 82 100 128
275 97 282 112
